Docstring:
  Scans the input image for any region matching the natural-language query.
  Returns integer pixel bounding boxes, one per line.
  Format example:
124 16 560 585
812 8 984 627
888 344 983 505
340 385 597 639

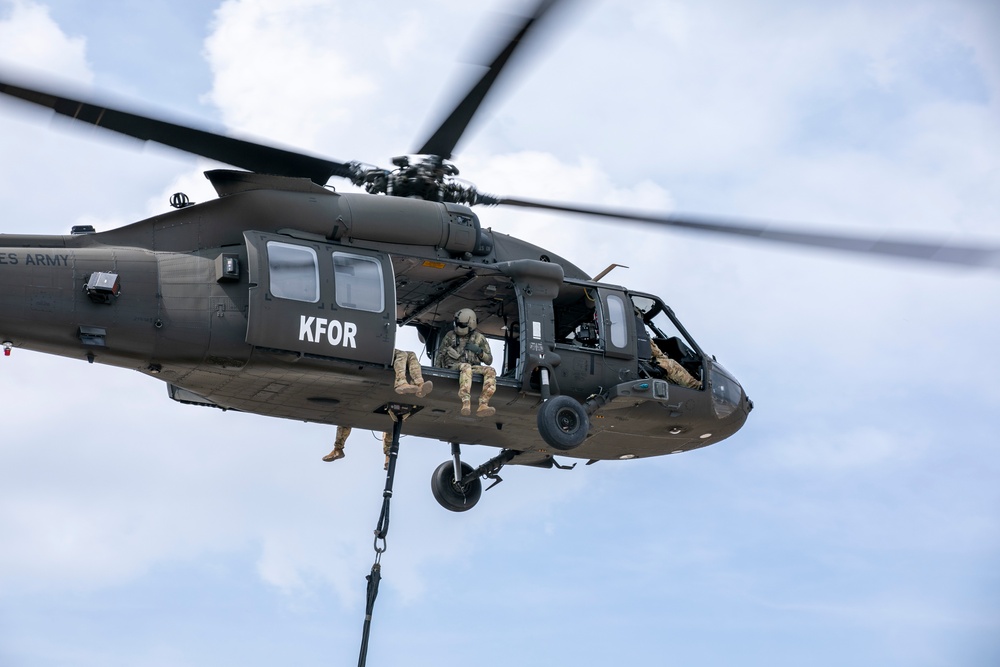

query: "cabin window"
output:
606 293 627 348
332 252 385 313
267 242 319 303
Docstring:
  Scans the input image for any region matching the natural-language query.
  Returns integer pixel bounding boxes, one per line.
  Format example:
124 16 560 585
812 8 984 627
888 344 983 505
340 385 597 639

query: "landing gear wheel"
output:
431 461 482 512
537 395 589 451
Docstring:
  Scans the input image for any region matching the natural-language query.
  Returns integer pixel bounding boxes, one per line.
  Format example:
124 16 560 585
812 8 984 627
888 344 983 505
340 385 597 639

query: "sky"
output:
0 0 999 665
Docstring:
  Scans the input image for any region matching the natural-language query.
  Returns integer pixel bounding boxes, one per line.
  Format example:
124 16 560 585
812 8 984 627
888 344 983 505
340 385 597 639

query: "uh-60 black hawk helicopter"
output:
0 1 996 512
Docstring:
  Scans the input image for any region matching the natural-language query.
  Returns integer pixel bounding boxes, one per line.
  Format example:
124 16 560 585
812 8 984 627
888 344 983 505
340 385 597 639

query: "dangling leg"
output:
392 349 419 394
381 412 409 469
458 363 473 416
406 350 433 398
323 425 351 462
476 366 497 417
381 431 391 470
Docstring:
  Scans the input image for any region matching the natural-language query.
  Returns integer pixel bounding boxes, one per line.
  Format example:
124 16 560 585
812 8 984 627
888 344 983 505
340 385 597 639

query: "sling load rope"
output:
357 406 406 667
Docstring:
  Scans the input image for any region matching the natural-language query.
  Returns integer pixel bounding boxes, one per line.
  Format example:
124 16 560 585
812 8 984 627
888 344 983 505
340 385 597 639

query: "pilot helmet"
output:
454 308 477 336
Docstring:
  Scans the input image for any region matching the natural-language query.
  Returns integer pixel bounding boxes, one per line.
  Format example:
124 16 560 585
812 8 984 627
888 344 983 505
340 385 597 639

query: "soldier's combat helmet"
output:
454 308 477 335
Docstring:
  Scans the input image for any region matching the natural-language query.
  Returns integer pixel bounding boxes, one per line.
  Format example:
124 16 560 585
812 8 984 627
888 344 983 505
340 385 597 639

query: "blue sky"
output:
1 1 998 665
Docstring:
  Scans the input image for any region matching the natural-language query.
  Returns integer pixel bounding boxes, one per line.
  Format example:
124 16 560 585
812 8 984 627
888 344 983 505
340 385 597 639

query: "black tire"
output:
431 461 482 512
537 395 589 451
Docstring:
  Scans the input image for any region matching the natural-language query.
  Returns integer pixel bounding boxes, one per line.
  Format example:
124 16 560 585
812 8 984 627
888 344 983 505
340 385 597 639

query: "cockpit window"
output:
606 294 627 348
633 295 698 358
710 363 743 418
631 292 705 387
631 295 657 317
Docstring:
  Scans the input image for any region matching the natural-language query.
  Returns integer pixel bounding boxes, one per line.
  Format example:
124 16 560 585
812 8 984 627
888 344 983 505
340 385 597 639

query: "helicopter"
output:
0 0 996 515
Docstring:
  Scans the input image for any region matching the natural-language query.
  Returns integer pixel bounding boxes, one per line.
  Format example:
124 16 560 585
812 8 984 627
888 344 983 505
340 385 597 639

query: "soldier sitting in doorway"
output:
434 308 496 417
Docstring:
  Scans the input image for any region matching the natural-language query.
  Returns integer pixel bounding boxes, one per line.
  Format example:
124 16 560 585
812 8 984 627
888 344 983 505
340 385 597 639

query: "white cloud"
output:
0 0 90 79
203 0 378 147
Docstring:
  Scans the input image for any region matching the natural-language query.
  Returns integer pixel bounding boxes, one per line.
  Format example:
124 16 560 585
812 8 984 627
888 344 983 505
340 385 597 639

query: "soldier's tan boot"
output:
322 446 345 462
460 398 471 416
394 379 419 394
476 400 495 418
415 380 433 398
325 426 350 461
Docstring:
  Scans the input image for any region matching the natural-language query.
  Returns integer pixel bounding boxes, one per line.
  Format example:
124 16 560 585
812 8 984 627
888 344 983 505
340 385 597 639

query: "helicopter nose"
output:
708 362 745 420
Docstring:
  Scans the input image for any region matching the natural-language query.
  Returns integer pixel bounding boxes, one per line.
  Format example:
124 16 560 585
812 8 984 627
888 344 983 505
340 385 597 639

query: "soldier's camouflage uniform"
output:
392 348 433 397
434 329 496 416
650 340 701 389
322 425 352 462
324 419 405 470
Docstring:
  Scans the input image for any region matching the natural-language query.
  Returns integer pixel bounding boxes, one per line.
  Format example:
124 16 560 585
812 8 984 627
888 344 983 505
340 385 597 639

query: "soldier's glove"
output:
464 342 482 356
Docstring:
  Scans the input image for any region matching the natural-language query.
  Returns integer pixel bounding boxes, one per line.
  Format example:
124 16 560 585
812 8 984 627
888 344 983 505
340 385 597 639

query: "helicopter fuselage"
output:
0 171 752 464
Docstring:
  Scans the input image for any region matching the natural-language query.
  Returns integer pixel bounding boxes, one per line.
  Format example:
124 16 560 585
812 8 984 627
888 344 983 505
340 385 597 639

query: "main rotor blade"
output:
0 77 355 184
496 197 1000 270
415 0 564 159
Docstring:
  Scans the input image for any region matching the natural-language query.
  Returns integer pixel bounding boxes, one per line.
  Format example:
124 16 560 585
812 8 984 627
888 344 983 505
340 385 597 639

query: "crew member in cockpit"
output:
650 339 701 389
